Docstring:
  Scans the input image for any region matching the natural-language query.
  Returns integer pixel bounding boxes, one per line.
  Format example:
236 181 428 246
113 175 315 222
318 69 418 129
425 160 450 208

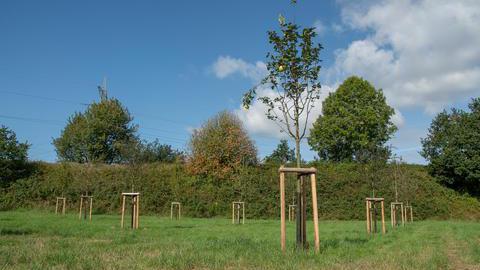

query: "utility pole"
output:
97 77 108 101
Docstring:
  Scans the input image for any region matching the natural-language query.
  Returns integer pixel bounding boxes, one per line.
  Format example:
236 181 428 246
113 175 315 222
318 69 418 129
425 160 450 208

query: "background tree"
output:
421 97 480 197
308 76 397 162
136 139 184 163
264 139 295 164
0 125 30 187
53 98 138 164
187 111 257 179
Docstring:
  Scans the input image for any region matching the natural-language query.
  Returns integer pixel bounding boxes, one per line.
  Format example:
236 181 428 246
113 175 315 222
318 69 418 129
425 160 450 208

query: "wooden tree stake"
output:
79 195 93 221
232 202 245 224
390 202 404 228
120 192 140 229
365 198 386 234
279 166 319 253
171 202 181 220
55 197 66 215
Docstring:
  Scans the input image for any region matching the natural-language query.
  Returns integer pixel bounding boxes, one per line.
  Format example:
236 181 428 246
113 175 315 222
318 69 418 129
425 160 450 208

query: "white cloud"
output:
313 20 327 36
331 23 344 34
210 55 335 139
234 85 336 139
211 56 267 82
392 108 405 128
329 0 480 115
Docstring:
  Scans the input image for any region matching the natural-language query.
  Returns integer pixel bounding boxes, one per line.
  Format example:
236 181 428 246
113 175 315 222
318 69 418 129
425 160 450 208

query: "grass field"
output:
0 210 479 269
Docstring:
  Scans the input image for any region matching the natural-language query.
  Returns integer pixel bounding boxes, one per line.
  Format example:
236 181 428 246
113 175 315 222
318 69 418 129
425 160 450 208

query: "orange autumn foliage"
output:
187 111 257 178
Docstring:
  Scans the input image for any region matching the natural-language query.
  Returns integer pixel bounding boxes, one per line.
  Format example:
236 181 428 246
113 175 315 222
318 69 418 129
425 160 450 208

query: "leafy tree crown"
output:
308 76 397 162
53 98 138 164
421 97 480 197
187 111 257 178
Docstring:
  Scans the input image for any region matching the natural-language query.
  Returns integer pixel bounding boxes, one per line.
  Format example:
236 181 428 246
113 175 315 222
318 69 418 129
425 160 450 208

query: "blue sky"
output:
1 0 479 164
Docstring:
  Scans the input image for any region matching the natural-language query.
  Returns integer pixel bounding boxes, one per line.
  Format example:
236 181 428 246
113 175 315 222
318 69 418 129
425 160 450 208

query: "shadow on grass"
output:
167 225 196 229
321 237 368 250
0 228 36 235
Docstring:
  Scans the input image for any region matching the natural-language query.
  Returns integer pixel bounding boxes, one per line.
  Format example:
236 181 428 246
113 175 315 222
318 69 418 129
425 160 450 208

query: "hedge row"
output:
1 162 479 220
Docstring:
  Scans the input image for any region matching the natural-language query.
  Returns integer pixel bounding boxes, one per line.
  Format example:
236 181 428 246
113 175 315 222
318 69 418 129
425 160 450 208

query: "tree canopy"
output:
242 14 322 167
421 98 480 197
308 76 397 162
135 139 184 163
0 125 30 187
53 98 138 164
187 111 257 178
264 139 295 164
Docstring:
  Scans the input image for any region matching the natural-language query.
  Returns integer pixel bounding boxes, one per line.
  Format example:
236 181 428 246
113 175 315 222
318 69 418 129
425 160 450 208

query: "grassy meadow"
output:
0 210 479 269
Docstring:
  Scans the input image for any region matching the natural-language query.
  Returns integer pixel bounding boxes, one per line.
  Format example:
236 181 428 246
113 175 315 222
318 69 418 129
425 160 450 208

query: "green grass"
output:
0 210 479 269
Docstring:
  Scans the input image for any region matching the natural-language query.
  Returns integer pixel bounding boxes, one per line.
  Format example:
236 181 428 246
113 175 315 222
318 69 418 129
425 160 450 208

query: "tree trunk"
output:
294 127 307 249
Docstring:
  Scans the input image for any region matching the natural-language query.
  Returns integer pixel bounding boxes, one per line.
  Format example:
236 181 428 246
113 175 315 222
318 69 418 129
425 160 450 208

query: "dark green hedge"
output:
1 162 479 220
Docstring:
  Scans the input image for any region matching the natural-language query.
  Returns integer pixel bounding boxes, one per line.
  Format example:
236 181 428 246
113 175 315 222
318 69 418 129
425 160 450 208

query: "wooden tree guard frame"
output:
78 195 93 221
171 202 181 220
232 202 245 224
279 166 319 252
390 202 404 227
55 197 66 215
365 198 386 234
121 192 140 229
288 204 296 222
404 205 413 223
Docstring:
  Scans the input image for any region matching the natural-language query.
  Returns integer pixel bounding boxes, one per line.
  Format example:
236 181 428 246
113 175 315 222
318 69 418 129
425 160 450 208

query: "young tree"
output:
242 15 322 168
264 139 295 164
0 125 30 187
53 98 138 164
187 111 257 179
308 76 397 162
421 97 480 197
242 12 322 249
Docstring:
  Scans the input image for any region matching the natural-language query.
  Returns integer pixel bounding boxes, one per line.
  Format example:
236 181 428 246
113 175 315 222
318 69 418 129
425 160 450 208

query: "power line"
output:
1 89 281 149
0 114 65 126
1 90 196 127
0 90 90 106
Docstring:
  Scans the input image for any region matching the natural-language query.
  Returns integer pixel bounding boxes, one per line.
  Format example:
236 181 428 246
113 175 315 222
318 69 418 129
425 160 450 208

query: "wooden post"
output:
136 195 140 229
300 175 307 248
89 197 93 221
79 196 83 219
392 205 396 227
310 172 320 253
62 198 66 215
55 198 59 214
410 207 413 222
280 171 286 252
366 200 370 233
121 195 125 228
242 203 245 224
390 204 393 227
131 196 136 228
232 202 235 224
381 200 386 234
288 205 296 222
401 203 405 226
171 202 181 220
